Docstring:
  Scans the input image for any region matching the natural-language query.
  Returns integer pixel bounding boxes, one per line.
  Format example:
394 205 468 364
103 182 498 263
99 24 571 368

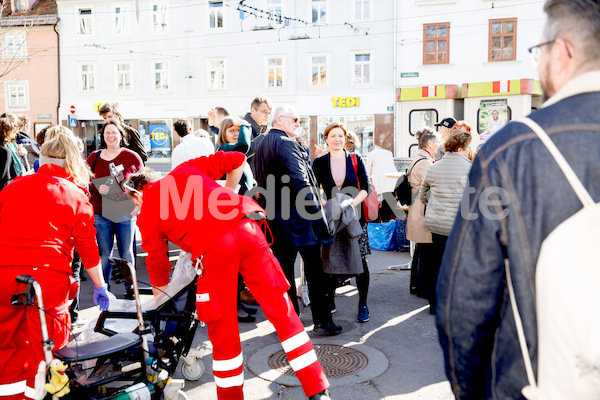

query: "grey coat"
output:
322 193 363 276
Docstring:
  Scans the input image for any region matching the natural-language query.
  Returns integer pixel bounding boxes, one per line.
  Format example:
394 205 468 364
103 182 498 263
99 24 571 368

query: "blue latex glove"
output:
93 284 110 311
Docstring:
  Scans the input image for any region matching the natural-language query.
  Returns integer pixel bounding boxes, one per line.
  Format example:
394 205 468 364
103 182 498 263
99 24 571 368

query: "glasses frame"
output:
280 115 299 123
123 181 141 196
527 39 555 66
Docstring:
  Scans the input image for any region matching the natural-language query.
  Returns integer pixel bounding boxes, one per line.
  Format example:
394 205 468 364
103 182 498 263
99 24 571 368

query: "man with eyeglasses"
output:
437 1 600 399
243 96 273 139
254 106 341 338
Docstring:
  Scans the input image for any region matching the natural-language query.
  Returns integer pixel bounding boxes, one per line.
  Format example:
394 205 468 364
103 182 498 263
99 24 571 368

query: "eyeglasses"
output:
528 39 555 66
255 108 272 115
280 115 299 123
122 181 141 196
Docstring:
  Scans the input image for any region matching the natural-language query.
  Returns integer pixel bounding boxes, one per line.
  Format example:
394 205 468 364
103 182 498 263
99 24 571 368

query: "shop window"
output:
489 18 517 61
423 23 449 64
317 115 374 157
139 120 173 159
409 109 438 136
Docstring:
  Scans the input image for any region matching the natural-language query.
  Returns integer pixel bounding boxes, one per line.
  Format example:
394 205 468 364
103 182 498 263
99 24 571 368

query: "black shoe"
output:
429 304 436 315
238 314 256 323
124 288 135 300
409 286 417 295
309 389 331 400
241 303 258 315
330 300 336 314
313 322 342 336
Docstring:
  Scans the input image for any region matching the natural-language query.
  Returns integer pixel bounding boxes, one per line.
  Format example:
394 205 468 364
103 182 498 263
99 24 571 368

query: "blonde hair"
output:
217 116 245 146
41 127 93 187
345 131 360 152
0 112 18 145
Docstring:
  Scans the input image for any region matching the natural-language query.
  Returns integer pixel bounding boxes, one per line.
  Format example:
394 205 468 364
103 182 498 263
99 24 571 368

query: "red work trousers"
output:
197 218 329 399
0 267 71 400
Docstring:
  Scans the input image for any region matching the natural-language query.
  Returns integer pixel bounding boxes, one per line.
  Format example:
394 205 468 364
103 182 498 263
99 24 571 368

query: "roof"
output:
1 0 57 25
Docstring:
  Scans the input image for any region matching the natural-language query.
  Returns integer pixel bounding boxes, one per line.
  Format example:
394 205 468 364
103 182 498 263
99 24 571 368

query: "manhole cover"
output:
268 344 368 378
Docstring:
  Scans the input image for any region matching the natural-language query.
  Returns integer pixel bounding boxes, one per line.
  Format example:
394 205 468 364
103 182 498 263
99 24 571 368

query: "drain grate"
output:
268 344 368 378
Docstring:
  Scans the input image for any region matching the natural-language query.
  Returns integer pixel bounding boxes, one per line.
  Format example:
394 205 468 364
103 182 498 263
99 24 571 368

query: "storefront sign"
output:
401 72 419 78
149 124 171 151
332 97 360 107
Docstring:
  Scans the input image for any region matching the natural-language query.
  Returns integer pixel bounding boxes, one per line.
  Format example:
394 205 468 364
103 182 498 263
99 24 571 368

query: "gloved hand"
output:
93 284 111 311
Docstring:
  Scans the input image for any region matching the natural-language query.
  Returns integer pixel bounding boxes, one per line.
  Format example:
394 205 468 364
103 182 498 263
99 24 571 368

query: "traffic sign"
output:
69 116 77 127
70 105 76 114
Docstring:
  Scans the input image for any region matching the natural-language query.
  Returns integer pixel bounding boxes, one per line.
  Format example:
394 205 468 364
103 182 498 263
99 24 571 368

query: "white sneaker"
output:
72 318 88 328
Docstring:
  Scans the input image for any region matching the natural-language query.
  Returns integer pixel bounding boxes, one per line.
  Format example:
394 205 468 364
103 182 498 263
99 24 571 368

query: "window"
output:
266 0 283 26
3 33 27 59
353 53 371 85
354 0 370 20
317 115 374 156
311 0 327 23
311 54 328 87
116 63 132 93
139 119 173 159
409 109 438 135
113 5 130 35
4 81 29 110
209 1 223 29
79 8 93 35
267 57 284 87
423 23 449 64
152 3 169 32
153 61 169 91
80 63 96 92
489 18 517 61
14 0 27 12
208 59 227 90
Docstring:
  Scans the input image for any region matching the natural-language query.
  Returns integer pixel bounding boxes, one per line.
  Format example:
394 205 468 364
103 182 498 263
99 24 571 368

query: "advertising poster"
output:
149 124 171 152
479 99 508 140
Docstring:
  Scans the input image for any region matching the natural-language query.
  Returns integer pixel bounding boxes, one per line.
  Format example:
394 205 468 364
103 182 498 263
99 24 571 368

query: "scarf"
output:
5 143 24 176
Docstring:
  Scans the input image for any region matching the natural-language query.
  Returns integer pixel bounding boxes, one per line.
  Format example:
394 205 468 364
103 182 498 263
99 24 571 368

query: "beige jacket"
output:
406 149 435 243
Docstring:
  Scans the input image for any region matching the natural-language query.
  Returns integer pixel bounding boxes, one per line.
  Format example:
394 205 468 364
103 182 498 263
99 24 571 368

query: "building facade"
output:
1 0 59 135
56 0 395 162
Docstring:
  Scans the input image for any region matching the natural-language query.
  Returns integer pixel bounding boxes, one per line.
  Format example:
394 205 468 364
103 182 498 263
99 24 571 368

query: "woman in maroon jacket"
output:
0 127 110 400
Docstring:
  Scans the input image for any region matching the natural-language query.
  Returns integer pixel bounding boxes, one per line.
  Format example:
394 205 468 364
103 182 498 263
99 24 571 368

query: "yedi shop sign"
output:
332 97 360 107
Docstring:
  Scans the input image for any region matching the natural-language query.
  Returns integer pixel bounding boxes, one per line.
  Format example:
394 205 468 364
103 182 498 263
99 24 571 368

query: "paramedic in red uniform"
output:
125 151 332 400
0 127 111 400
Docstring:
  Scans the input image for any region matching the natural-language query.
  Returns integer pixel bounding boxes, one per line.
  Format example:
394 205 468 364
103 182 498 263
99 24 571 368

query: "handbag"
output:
395 158 426 206
350 153 378 222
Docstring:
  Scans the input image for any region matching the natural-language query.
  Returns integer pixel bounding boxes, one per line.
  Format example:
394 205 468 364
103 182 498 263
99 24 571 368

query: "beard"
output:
540 61 556 102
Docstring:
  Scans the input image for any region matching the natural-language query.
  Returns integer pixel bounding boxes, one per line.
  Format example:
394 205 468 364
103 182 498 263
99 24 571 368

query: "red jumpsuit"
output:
0 165 101 400
137 152 329 399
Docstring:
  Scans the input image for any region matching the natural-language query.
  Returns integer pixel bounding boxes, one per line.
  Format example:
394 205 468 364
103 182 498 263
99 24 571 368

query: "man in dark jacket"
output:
254 105 341 336
243 96 272 139
16 114 38 171
99 103 148 165
436 1 600 399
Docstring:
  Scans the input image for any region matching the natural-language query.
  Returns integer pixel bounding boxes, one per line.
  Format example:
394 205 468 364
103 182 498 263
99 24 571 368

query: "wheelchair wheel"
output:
178 390 189 400
181 359 205 381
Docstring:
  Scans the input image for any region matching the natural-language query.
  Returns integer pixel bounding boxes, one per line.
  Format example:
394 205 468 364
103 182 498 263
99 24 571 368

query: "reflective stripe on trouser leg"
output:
233 220 329 398
213 352 244 399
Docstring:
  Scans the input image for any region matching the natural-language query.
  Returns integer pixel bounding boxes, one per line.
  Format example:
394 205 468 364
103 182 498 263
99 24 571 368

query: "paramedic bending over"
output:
0 128 111 400
125 151 332 400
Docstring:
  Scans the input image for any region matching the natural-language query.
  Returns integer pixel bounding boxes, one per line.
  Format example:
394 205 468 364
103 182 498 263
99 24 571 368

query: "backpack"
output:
394 158 425 206
506 117 600 400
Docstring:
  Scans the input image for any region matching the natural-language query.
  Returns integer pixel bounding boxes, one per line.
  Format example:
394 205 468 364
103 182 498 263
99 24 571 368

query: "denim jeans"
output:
94 214 136 290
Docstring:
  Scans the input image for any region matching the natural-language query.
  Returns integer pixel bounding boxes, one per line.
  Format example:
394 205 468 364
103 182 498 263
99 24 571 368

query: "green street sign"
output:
37 113 52 119
401 72 419 78
387 106 394 112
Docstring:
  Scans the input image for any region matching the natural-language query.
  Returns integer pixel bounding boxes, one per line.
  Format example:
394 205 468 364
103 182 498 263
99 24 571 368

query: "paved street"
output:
76 239 454 400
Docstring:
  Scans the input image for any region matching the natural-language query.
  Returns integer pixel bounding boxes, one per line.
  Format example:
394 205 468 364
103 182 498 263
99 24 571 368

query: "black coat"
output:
254 128 331 247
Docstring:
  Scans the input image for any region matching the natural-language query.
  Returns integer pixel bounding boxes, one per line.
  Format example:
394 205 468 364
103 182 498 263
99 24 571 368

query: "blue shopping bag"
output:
367 221 397 251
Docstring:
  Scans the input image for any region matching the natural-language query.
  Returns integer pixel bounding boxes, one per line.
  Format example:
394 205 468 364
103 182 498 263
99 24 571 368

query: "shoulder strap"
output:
91 150 101 173
350 153 362 191
505 259 538 390
407 157 426 176
519 117 594 207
